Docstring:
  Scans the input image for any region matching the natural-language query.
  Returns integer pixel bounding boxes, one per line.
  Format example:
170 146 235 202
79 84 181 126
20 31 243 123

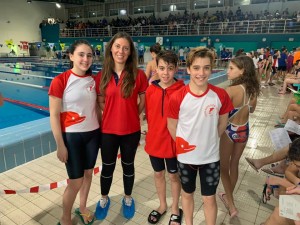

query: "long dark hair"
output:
69 39 93 75
100 32 138 98
230 55 260 98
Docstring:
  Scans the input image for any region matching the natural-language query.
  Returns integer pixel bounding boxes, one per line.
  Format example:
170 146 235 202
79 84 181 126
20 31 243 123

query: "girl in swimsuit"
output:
219 55 260 218
145 43 161 84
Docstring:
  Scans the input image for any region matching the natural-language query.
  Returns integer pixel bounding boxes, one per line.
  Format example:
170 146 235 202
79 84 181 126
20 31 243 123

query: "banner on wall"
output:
5 39 14 48
60 43 65 51
20 41 29 50
48 43 54 50
156 37 163 45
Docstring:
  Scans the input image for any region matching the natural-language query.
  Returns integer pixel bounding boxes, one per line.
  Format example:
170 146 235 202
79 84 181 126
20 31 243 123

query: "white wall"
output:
0 0 66 54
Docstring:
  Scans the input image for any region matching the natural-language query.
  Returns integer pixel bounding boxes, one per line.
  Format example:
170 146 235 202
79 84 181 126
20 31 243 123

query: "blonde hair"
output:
186 47 215 68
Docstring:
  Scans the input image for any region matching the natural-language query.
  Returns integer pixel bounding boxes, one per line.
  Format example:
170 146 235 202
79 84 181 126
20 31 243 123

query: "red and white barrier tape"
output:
0 166 102 195
0 154 124 195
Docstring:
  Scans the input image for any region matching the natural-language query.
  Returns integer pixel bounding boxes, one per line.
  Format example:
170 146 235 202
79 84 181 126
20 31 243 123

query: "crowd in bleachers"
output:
56 8 299 30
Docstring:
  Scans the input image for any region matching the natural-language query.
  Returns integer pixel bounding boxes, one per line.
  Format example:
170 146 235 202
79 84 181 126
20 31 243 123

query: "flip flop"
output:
218 192 229 209
262 183 272 204
74 208 95 225
245 157 259 172
261 167 284 177
148 210 166 224
168 208 183 225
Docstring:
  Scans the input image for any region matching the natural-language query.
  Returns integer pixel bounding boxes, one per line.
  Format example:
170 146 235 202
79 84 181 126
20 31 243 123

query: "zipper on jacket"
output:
161 89 166 117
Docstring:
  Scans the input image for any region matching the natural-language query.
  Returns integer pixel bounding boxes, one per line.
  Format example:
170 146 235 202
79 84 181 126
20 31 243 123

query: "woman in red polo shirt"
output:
95 32 148 220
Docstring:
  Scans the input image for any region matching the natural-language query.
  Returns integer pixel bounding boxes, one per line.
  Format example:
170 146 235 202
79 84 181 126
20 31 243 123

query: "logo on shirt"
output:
176 137 196 155
204 104 217 116
60 111 86 130
87 82 95 92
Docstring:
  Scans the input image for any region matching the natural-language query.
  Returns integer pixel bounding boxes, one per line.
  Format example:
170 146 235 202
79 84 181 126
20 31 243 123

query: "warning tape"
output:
0 166 102 195
1 131 147 194
0 154 122 195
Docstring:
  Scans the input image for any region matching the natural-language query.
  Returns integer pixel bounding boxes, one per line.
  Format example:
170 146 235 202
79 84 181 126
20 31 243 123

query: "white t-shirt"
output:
48 70 100 132
168 84 233 165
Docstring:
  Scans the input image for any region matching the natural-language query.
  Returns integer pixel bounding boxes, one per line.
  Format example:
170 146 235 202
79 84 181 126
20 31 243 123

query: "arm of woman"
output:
96 96 102 126
99 95 105 111
49 96 68 163
167 118 178 141
285 163 300 186
138 93 145 115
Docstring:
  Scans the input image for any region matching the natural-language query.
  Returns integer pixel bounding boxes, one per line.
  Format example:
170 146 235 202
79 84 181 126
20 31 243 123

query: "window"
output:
162 3 186 12
109 9 118 16
234 0 250 5
194 0 208 9
88 11 97 18
250 0 267 4
145 5 154 13
134 5 154 14
69 13 81 19
176 3 186 10
209 0 224 7
134 7 144 14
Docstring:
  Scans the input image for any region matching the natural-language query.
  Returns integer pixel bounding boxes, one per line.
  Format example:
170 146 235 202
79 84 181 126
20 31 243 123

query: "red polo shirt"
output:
99 69 148 135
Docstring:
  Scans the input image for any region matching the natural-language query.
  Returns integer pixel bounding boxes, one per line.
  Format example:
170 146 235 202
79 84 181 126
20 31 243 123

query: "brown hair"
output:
150 43 161 54
230 55 260 98
186 46 215 68
100 32 138 98
156 50 178 67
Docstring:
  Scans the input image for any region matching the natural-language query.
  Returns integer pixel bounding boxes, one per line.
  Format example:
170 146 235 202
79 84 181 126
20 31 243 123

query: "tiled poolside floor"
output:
0 80 291 225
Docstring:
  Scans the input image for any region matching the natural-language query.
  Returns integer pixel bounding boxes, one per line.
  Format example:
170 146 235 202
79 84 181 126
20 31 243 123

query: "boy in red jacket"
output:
145 50 185 225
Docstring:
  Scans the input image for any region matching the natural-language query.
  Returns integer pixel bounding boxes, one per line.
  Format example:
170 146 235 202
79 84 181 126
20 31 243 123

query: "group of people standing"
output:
49 31 262 225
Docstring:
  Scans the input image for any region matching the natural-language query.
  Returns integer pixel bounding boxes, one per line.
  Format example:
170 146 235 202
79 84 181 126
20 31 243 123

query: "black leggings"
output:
100 131 140 196
62 129 100 179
